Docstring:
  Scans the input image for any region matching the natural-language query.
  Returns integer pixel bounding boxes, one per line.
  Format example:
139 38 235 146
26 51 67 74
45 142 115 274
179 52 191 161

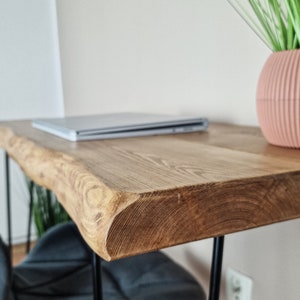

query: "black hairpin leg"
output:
208 236 225 300
92 251 103 300
5 152 12 260
26 180 34 253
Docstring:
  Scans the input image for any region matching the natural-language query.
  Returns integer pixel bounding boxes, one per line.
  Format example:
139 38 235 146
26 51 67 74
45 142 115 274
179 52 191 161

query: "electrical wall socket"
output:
225 268 253 300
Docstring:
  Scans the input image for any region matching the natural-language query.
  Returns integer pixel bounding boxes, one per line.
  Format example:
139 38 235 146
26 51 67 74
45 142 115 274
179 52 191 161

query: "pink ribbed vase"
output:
257 49 300 148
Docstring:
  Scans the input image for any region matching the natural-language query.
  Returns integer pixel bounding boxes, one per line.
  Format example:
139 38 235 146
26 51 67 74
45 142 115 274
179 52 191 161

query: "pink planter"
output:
257 49 300 148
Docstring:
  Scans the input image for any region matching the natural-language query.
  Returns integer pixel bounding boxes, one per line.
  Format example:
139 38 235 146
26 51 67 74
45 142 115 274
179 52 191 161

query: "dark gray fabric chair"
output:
0 222 206 300
0 237 13 300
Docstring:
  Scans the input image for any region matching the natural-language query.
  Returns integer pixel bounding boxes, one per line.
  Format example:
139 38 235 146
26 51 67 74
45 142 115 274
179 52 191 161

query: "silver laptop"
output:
32 113 208 141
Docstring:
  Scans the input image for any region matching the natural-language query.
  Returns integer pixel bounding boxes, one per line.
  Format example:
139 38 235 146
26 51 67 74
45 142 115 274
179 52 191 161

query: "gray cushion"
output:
10 222 205 300
0 237 14 300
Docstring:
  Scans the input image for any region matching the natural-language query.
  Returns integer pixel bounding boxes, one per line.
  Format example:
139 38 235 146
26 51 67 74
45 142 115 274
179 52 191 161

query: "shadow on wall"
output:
184 248 219 296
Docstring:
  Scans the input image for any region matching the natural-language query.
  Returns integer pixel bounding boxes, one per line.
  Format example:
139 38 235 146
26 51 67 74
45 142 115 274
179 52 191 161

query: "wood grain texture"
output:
1 121 300 261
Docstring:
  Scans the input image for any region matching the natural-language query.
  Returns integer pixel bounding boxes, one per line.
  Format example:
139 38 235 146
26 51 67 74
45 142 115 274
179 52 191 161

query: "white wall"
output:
52 0 300 299
0 0 64 243
56 0 269 125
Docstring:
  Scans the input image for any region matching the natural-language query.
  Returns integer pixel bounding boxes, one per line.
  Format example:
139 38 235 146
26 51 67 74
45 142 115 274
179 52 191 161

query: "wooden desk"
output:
1 121 300 261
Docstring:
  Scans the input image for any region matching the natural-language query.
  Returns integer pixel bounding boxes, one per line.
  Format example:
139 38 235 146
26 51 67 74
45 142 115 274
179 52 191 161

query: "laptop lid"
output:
32 113 208 141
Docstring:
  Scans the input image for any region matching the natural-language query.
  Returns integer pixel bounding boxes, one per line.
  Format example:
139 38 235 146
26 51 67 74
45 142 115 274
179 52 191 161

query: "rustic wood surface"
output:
1 121 300 261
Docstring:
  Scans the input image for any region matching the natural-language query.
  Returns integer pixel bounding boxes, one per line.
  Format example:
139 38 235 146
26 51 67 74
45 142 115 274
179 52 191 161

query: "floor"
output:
12 242 35 266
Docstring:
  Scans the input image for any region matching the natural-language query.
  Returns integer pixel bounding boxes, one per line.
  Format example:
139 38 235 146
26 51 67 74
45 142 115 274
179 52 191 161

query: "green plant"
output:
228 0 300 51
27 179 70 238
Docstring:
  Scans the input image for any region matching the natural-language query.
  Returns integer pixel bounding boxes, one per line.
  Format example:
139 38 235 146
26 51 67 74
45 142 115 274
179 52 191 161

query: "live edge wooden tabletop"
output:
1 121 300 261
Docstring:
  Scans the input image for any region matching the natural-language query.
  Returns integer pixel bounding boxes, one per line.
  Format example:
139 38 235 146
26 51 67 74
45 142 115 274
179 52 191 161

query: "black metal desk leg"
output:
209 236 225 300
26 180 34 253
4 152 12 259
92 251 103 300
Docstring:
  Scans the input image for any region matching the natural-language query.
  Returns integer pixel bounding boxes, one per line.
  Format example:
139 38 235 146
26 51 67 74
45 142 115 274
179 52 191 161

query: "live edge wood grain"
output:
1 121 300 261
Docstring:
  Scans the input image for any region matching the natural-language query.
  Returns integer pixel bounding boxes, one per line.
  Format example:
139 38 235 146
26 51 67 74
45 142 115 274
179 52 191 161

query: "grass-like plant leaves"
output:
27 179 70 238
227 0 300 51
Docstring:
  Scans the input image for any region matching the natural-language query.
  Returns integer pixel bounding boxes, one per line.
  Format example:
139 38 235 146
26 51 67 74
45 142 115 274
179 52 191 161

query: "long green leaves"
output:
227 0 300 51
27 180 71 238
